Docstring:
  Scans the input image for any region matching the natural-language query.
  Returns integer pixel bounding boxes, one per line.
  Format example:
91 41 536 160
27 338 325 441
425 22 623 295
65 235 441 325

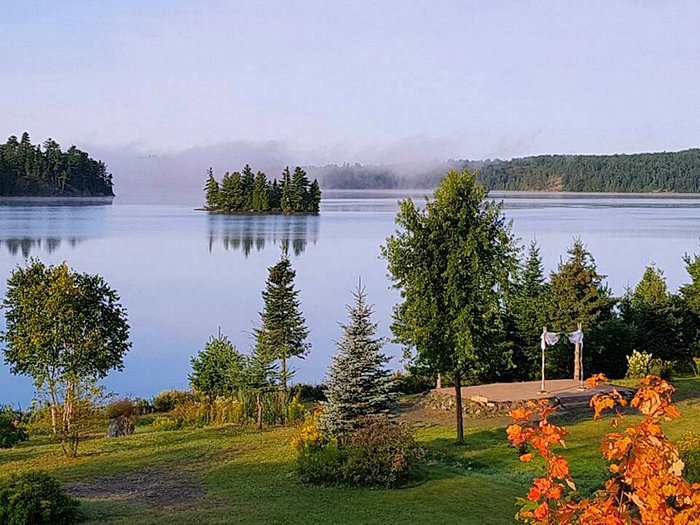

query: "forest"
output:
0 133 114 197
477 149 700 192
204 165 321 213
309 149 700 193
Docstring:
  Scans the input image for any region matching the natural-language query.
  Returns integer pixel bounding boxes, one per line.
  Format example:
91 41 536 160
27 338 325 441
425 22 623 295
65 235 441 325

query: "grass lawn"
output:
1 377 698 524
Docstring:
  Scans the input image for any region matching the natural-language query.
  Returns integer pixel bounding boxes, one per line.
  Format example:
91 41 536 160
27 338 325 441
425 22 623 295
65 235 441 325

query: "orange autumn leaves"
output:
507 375 700 524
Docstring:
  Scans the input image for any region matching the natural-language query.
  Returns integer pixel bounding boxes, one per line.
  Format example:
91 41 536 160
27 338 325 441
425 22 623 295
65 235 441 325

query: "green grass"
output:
1 377 698 524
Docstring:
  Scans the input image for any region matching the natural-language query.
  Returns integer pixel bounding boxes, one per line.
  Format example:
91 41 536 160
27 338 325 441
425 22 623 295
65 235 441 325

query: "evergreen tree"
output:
292 166 310 211
252 171 269 211
255 255 310 394
269 179 281 210
280 167 293 212
220 171 243 211
320 286 397 437
623 265 691 364
506 241 549 380
244 340 279 430
308 179 322 213
204 168 220 209
189 331 247 398
547 239 613 378
241 164 255 210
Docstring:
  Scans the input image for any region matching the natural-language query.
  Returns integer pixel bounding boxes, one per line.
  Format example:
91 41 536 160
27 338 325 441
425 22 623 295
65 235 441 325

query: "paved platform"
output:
433 379 633 409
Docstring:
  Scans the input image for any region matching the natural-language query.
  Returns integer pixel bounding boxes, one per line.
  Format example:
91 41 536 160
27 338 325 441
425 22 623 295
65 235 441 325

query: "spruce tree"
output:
204 168 220 209
280 167 293 212
241 164 255 211
320 286 397 438
254 254 309 394
252 171 269 211
308 179 322 213
547 238 613 378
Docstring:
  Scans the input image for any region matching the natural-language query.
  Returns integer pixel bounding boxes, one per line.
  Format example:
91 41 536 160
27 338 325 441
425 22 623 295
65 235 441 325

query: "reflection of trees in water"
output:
0 237 82 257
207 215 319 257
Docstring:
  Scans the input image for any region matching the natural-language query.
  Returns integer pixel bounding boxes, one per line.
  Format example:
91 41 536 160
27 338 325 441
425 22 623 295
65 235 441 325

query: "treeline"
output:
204 165 321 213
0 133 114 197
477 149 700 193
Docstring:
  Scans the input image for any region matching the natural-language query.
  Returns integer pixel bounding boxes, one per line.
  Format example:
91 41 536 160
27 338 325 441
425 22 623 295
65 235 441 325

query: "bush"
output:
152 390 194 413
0 406 29 449
393 371 435 394
0 471 79 525
293 383 326 403
678 431 700 483
287 395 305 422
151 416 181 432
134 398 152 415
649 358 674 382
626 350 653 379
293 414 423 488
105 398 135 419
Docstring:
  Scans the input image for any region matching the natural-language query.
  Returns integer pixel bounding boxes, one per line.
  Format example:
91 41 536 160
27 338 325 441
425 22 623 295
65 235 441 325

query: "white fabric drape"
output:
568 329 584 346
541 330 583 350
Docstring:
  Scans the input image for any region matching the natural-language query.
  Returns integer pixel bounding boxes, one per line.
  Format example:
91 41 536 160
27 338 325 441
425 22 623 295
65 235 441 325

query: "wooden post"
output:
578 322 585 390
436 373 442 389
573 322 582 381
540 326 547 394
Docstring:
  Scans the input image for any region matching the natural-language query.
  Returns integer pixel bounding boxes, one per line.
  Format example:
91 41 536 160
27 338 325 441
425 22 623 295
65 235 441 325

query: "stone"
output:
107 416 135 438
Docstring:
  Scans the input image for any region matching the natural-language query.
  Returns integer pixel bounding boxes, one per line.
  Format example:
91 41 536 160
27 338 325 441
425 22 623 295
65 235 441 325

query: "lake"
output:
2 190 700 405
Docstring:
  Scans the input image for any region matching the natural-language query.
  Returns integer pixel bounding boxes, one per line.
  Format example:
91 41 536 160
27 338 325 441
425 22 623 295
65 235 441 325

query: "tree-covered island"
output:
0 133 114 197
204 165 321 213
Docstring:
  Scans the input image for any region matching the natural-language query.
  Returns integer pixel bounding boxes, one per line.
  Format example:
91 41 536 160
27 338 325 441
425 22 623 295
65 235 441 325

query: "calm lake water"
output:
3 190 700 405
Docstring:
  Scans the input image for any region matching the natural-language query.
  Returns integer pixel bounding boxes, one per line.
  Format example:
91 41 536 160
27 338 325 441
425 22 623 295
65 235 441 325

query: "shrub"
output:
0 471 79 525
293 383 326 403
105 398 135 419
134 398 152 415
293 413 423 488
678 431 700 483
287 395 305 422
393 371 435 394
152 390 194 413
0 406 29 448
649 358 674 382
151 416 181 432
626 349 653 379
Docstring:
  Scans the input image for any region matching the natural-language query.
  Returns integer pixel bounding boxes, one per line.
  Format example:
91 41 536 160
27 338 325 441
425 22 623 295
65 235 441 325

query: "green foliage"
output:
321 287 396 437
105 399 136 420
677 431 700 483
626 350 654 379
151 390 194 413
1 260 130 456
477 149 700 193
287 395 305 422
151 416 181 432
0 132 113 197
296 417 423 488
292 383 326 402
382 169 517 440
189 332 249 398
0 406 28 448
393 370 435 394
649 358 675 382
0 471 80 525
255 255 309 393
204 165 321 213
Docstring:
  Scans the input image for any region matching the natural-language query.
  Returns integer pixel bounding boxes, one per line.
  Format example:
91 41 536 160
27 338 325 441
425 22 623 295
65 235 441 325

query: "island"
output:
0 133 114 197
204 165 321 214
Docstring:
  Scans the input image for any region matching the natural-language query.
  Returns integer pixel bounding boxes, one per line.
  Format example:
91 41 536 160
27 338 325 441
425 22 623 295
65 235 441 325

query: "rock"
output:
107 416 135 438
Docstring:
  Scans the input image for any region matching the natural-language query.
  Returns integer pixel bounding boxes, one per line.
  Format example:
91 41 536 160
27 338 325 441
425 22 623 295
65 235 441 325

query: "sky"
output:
2 1 700 180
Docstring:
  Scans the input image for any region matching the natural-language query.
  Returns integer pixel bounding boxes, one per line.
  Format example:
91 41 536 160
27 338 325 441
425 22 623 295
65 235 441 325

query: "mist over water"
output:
2 191 700 406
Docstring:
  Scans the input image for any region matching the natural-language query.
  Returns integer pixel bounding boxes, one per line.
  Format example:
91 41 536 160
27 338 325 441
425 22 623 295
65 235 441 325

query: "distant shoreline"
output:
0 196 115 206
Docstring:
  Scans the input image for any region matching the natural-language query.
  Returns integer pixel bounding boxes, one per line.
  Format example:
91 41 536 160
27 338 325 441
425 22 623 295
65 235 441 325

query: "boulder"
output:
107 416 135 438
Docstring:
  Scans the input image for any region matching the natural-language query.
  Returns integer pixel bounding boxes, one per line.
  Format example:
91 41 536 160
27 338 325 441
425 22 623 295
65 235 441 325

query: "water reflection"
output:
207 214 320 257
0 237 83 257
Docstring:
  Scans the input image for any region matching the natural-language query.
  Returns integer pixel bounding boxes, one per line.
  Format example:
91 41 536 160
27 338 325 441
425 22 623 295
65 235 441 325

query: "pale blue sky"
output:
2 1 700 164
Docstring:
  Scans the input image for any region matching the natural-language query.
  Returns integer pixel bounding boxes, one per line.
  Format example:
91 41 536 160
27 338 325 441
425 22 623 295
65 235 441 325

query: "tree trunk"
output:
454 369 464 443
436 373 442 389
256 393 263 430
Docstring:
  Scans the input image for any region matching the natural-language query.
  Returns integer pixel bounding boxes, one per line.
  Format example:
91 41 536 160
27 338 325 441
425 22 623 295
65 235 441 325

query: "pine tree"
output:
245 341 278 430
291 166 309 211
220 171 243 211
252 171 269 211
507 241 549 380
241 164 255 211
308 179 322 213
204 168 220 209
255 255 309 394
320 286 397 437
280 167 293 212
548 238 613 378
